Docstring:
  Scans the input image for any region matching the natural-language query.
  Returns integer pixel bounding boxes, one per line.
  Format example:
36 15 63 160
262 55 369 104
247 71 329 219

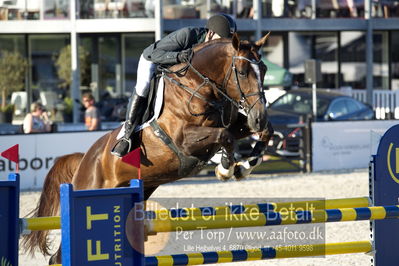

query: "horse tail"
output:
21 152 84 256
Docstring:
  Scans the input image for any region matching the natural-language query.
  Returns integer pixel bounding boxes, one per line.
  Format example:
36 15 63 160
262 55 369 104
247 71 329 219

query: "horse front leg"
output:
233 121 274 180
215 146 236 181
181 126 236 181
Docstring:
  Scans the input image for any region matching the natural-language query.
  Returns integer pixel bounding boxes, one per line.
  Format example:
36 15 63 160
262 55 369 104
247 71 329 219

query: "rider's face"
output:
211 32 221 40
206 31 222 42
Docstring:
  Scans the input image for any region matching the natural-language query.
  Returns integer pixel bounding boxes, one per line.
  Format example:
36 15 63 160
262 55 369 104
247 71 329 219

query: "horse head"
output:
190 33 271 133
230 33 270 132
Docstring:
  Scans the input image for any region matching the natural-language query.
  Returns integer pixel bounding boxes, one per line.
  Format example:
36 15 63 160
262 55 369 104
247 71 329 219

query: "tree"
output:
54 45 90 89
0 50 28 110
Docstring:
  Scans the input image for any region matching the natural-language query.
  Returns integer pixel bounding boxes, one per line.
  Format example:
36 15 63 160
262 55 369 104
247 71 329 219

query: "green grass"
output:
253 155 303 173
253 157 302 173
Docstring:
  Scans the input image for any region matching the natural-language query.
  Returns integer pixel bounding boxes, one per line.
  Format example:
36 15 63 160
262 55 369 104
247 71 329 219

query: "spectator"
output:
82 92 101 131
23 102 52 134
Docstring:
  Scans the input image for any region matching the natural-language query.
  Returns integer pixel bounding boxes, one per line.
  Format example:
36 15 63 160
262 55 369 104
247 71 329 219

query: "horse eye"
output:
238 70 247 78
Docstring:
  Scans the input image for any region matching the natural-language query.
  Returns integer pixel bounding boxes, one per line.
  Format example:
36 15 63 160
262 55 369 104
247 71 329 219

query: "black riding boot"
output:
111 93 146 157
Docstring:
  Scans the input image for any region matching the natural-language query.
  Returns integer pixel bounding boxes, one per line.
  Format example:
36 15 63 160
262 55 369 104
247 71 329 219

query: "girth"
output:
150 120 208 177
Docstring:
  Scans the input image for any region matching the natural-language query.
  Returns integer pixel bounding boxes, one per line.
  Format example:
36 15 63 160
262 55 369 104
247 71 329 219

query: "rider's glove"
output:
177 49 193 63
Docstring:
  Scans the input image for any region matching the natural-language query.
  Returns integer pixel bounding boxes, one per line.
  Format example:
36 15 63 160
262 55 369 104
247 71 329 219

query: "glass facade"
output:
30 35 69 91
44 0 70 19
78 0 151 19
263 32 285 67
373 31 389 90
392 31 399 91
0 1 41 20
29 35 70 121
340 31 366 89
0 35 25 54
0 33 154 123
315 32 338 88
0 35 27 119
98 36 120 98
289 32 312 87
289 32 339 88
1 0 399 21
123 33 155 94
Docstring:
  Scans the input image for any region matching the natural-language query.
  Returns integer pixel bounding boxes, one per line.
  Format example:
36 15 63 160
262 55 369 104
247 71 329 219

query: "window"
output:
392 31 399 91
373 31 389 90
44 0 69 19
289 32 338 89
329 99 349 118
271 92 329 116
345 98 362 113
340 31 366 89
123 33 155 95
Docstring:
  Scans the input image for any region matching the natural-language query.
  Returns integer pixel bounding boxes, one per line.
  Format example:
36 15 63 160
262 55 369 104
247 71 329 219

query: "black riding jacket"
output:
142 27 208 66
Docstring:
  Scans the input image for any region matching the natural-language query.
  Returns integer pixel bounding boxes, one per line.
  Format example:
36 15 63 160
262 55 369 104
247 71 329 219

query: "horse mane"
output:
192 38 232 52
168 39 232 73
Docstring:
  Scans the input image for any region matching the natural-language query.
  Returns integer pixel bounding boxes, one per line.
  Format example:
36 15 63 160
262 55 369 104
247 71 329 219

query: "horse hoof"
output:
48 255 59 265
233 157 262 181
233 162 247 181
215 164 233 181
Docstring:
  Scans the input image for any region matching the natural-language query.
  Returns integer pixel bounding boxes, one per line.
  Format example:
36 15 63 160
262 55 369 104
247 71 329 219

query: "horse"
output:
22 32 273 264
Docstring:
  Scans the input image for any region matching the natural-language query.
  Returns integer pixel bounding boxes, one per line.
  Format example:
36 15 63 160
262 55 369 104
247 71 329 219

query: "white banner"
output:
0 131 108 189
312 121 399 171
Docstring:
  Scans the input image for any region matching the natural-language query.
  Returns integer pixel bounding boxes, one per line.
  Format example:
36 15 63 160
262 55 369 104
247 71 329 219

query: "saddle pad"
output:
116 78 164 140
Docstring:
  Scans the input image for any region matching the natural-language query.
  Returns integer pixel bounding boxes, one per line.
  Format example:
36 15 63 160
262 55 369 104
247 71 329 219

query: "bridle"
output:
161 51 265 126
225 55 266 112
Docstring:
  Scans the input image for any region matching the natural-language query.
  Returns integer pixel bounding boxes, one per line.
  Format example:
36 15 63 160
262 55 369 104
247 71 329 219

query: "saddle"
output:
125 72 163 150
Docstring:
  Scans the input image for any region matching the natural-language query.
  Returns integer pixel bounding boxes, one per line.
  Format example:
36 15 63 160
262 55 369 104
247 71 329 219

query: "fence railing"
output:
339 88 399 119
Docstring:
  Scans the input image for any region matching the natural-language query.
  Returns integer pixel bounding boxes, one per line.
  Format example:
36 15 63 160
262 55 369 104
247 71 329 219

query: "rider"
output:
111 13 237 157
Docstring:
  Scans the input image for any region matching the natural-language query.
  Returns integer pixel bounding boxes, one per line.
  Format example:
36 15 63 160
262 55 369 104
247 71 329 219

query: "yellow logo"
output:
387 142 399 184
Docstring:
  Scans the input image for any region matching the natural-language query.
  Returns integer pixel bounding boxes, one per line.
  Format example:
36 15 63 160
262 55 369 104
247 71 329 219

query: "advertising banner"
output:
312 120 399 171
0 131 107 189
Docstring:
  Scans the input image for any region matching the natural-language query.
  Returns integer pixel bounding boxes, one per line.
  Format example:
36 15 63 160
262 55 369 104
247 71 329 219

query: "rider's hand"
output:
177 49 193 63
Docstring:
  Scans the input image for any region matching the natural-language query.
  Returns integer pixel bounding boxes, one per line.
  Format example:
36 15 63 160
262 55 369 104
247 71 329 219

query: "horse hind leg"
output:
49 246 62 265
21 153 83 261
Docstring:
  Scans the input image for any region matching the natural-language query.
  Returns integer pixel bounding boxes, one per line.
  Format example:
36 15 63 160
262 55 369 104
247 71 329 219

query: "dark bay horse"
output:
22 33 273 264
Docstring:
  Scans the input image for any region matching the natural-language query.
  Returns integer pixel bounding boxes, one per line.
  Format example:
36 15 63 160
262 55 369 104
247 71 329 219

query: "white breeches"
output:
135 54 155 97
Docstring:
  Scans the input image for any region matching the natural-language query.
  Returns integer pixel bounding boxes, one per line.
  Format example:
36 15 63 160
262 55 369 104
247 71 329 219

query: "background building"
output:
0 0 398 124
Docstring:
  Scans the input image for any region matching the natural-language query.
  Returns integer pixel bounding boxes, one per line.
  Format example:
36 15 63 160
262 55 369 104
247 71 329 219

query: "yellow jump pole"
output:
20 197 371 232
149 197 370 219
20 216 61 234
145 241 372 265
49 241 372 266
147 205 399 234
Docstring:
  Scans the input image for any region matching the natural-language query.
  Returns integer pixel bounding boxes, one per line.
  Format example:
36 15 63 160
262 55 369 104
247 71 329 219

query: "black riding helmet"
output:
206 14 237 38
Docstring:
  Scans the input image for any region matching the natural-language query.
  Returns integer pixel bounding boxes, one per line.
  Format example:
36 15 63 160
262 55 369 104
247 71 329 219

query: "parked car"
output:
267 89 375 156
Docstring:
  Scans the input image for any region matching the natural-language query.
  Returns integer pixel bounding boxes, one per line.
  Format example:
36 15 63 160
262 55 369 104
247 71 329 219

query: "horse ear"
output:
232 33 240 51
255 31 271 48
